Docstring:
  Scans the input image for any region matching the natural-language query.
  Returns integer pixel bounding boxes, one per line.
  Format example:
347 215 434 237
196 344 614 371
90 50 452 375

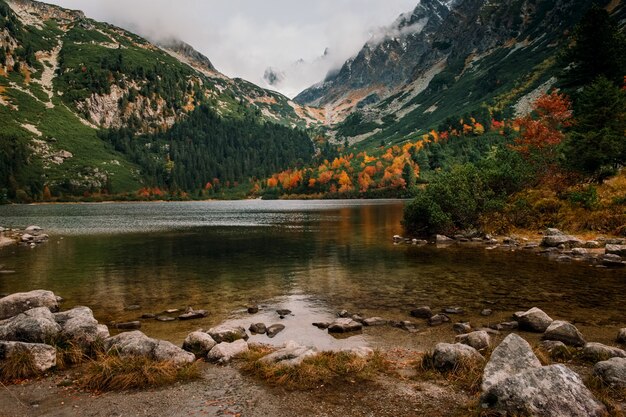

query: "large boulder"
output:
207 339 248 363
259 341 318 367
328 318 362 333
516 307 553 332
0 341 57 373
182 331 217 358
482 333 542 392
104 331 194 365
455 331 491 351
541 229 583 248
542 321 586 347
0 307 61 343
0 290 60 320
482 365 606 416
54 306 108 347
593 357 626 388
605 244 626 257
207 325 248 343
583 342 626 362
432 343 484 370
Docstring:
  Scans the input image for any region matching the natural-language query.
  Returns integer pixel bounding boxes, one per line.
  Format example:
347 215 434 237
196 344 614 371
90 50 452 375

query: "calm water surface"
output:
0 200 624 350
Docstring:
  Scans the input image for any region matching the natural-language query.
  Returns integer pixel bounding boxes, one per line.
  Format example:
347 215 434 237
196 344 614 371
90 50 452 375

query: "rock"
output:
141 313 156 319
337 310 350 318
456 331 491 351
410 306 433 319
482 365 607 417
540 340 568 354
328 318 362 333
450 322 472 335
247 305 259 314
155 316 176 322
207 325 248 343
543 321 586 347
24 226 42 234
392 320 419 332
443 307 464 315
541 233 583 248
276 309 291 317
571 248 588 257
618 328 626 344
312 322 330 330
178 310 208 320
114 321 142 330
164 309 180 314
363 317 387 326
432 343 484 370
584 241 602 249
480 309 493 316
249 323 267 334
207 339 248 363
0 307 61 343
516 307 553 332
124 305 141 311
0 290 60 320
436 235 453 243
593 357 626 388
182 331 216 358
583 342 626 361
491 321 519 331
428 313 450 326
105 331 194 365
266 324 285 338
482 333 542 392
54 306 108 347
477 327 501 336
602 254 625 267
392 235 403 242
260 341 318 366
351 314 365 324
0 341 57 373
606 244 626 257
342 346 375 358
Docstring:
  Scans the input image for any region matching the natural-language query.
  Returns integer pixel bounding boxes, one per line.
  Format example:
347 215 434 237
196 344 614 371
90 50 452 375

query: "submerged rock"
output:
207 339 248 363
178 309 208 320
0 290 60 320
482 333 542 392
432 343 484 370
312 322 330 330
182 331 216 358
114 321 142 330
247 305 259 314
105 331 195 365
482 365 606 417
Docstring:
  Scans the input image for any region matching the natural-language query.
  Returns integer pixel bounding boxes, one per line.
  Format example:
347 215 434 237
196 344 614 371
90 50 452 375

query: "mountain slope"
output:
295 0 613 148
0 0 320 201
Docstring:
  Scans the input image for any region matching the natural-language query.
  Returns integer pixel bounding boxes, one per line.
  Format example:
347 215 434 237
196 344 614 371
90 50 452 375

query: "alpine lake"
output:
0 200 624 351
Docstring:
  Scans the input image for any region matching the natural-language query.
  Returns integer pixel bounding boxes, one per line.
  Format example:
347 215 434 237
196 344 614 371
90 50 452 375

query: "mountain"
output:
295 0 622 147
0 0 323 201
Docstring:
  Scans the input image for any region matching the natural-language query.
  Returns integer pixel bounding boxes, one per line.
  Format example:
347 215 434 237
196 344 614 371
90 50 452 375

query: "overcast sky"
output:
46 0 418 98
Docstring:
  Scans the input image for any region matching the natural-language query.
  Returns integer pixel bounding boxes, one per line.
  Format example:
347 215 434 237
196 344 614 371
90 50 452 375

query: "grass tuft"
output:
415 350 486 394
239 345 390 390
79 354 200 392
585 375 626 417
0 346 40 382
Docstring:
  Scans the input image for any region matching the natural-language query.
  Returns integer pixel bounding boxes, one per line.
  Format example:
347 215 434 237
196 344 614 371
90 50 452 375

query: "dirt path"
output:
0 361 472 417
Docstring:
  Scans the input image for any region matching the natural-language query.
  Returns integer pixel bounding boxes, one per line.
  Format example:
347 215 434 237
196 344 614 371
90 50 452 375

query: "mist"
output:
45 0 418 98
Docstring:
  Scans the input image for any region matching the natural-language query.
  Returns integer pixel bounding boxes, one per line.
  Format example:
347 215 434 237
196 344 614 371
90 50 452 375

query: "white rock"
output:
207 339 248 363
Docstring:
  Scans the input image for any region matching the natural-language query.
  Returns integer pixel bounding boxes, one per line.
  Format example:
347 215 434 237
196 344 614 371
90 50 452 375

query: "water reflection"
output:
0 200 624 348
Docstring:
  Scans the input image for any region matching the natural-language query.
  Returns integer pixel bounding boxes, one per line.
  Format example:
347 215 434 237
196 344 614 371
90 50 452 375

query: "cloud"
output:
45 0 417 98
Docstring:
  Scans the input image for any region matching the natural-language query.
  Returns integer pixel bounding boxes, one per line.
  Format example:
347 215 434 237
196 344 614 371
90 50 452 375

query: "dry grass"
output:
585 375 626 417
414 351 486 395
0 347 40 382
79 354 200 392
239 345 390 390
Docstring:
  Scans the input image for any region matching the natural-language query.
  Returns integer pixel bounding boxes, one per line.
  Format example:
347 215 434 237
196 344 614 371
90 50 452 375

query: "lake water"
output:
0 200 624 350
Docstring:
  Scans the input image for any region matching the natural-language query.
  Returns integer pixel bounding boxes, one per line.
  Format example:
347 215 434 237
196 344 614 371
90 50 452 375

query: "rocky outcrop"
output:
104 331 195 365
0 290 59 320
259 341 318 367
593 357 626 388
482 334 542 392
542 321 586 347
432 343 484 370
0 341 57 373
207 339 249 363
0 307 61 343
207 325 249 343
516 307 553 332
182 331 217 358
482 365 607 417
